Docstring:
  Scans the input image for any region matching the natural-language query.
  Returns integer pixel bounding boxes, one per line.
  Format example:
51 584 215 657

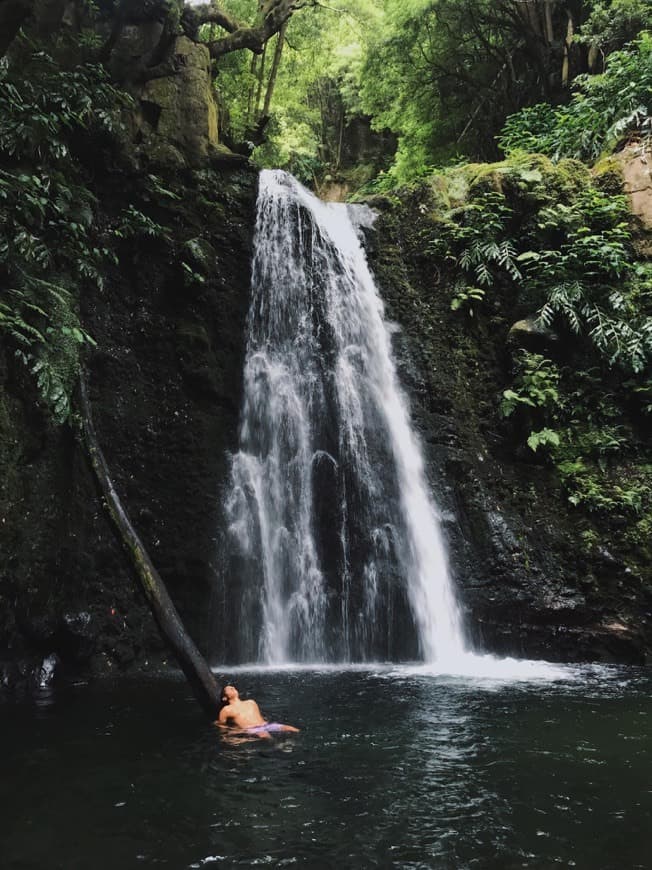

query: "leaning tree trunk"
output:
78 371 221 718
246 53 259 127
253 39 268 121
261 20 287 118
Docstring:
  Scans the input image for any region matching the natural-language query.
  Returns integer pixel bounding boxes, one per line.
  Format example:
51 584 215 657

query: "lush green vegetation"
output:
407 153 651 542
214 0 383 184
499 32 652 162
213 0 651 186
0 51 127 421
0 47 178 422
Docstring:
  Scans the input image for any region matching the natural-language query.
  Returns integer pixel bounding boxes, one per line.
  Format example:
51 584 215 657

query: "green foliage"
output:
210 0 652 187
498 33 652 162
499 352 650 515
500 352 560 420
0 49 125 160
0 51 128 423
112 206 169 241
429 189 522 316
354 0 652 183
459 237 521 288
450 286 485 315
526 428 561 452
556 457 650 515
215 0 382 176
579 0 652 53
547 369 651 518
357 0 468 181
524 190 652 374
430 167 652 376
211 0 651 187
415 156 651 531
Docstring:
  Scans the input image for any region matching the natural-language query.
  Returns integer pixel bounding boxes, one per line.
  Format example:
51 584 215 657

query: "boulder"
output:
507 316 559 352
616 143 652 230
140 36 219 166
109 24 221 167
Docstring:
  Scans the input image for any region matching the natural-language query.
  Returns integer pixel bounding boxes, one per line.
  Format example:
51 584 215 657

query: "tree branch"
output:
184 0 310 59
185 3 244 35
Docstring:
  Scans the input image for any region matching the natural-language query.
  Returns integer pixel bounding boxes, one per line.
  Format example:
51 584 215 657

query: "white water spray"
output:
225 170 468 665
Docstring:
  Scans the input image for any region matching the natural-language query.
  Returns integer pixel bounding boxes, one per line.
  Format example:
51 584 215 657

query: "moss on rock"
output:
140 36 219 166
425 154 596 218
593 154 625 195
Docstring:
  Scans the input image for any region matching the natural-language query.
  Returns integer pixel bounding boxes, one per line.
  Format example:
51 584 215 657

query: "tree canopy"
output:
204 0 652 183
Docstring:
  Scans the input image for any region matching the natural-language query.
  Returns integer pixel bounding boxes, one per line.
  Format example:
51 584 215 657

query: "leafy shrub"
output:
500 352 560 419
429 190 522 315
424 160 651 524
440 176 652 376
518 189 652 374
579 0 652 54
557 458 649 514
112 206 169 241
526 428 560 452
499 352 562 455
450 286 485 315
0 51 127 422
498 33 652 162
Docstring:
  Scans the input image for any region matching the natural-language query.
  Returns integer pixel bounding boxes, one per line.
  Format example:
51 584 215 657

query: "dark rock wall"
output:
366 199 651 665
0 163 258 687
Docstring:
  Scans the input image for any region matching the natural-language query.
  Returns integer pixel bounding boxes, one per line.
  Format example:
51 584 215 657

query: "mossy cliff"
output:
0 77 258 688
366 152 652 663
0 15 263 691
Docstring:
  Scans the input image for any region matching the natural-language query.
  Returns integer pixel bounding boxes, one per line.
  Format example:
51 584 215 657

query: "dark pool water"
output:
1 664 650 869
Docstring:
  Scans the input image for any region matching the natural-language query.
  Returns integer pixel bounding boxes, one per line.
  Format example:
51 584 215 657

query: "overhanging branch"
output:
184 0 315 59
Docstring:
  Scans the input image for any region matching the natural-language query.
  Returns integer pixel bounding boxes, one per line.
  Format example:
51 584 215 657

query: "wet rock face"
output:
0 164 258 684
366 206 650 665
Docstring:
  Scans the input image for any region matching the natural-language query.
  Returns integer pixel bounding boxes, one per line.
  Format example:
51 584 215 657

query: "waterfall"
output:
223 170 466 665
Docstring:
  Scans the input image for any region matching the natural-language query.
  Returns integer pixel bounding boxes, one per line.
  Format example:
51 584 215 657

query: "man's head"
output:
220 684 239 705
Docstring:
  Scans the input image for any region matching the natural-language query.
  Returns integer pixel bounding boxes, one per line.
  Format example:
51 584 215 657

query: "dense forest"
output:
1 0 651 689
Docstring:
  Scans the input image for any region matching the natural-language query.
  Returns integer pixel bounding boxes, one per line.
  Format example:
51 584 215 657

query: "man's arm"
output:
216 706 231 727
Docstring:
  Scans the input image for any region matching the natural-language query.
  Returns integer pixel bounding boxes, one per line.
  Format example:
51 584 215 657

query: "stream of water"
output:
2 666 650 869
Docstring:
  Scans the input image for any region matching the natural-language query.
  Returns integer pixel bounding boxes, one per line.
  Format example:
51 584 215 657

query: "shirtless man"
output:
216 684 299 736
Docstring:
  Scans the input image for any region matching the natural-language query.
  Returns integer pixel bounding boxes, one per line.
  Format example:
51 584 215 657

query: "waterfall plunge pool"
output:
2 664 650 868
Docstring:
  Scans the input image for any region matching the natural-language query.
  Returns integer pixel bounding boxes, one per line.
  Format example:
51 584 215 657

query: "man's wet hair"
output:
218 681 234 712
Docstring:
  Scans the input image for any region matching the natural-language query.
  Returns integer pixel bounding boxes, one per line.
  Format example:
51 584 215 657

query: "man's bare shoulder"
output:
217 706 231 724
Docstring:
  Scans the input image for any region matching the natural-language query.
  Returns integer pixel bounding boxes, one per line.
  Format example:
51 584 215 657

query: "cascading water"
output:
223 170 467 666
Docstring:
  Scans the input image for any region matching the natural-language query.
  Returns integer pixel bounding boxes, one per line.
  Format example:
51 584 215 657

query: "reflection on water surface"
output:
1 665 650 868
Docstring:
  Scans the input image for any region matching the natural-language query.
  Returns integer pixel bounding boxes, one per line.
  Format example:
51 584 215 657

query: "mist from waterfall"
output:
223 169 467 666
